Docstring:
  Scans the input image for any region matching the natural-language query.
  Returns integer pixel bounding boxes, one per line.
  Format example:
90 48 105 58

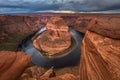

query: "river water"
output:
20 26 84 68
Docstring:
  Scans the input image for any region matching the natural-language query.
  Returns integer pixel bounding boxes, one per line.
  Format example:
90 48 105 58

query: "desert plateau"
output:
0 13 120 80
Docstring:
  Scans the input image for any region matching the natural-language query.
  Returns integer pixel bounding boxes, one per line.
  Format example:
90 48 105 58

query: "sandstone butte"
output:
79 18 120 80
33 16 71 56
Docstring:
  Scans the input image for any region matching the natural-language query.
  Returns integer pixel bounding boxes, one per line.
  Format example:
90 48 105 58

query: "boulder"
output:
0 51 32 80
39 67 55 79
29 66 46 79
33 17 71 56
79 31 120 80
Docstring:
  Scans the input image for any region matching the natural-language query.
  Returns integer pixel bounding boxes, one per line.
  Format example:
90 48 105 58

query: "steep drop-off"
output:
79 17 120 80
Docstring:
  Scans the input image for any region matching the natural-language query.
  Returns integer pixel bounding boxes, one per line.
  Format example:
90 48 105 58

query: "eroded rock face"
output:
88 18 120 39
39 74 78 80
20 66 78 80
74 18 91 33
0 51 32 80
0 15 48 34
20 66 55 80
33 17 71 56
80 31 120 80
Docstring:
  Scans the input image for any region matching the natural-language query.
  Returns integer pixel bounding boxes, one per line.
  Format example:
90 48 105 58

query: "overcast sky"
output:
0 0 120 14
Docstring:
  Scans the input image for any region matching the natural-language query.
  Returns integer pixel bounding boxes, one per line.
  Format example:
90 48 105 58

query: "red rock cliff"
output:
0 51 32 80
79 17 120 80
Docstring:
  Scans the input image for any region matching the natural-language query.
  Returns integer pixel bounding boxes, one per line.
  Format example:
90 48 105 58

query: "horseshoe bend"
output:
0 13 120 80
33 17 72 56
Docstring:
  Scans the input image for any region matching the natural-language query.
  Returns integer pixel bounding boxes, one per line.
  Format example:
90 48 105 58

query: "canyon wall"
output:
0 14 120 80
0 14 119 51
0 15 48 35
80 17 120 80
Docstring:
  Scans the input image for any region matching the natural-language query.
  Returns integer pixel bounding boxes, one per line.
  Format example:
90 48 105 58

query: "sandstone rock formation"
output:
88 17 120 39
20 66 78 80
39 67 55 79
0 14 119 45
0 14 120 80
80 31 120 80
28 66 47 79
33 17 71 56
0 51 32 80
0 15 48 35
21 73 77 80
74 18 91 33
39 74 78 80
20 66 55 80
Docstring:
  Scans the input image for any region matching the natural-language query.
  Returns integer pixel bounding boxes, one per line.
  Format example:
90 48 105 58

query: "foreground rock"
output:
33 17 71 56
20 66 78 80
21 66 55 80
0 51 32 80
80 31 120 80
39 74 78 80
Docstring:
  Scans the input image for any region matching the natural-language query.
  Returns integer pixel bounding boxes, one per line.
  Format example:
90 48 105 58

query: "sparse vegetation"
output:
0 33 31 51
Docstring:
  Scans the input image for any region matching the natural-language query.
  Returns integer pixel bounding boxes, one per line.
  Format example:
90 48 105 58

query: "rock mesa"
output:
33 17 71 56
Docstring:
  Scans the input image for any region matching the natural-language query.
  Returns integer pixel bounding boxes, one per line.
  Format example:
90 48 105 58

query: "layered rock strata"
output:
88 18 120 39
33 17 71 56
80 31 120 80
0 51 32 80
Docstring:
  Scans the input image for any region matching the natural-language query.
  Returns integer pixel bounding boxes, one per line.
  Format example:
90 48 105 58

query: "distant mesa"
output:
33 17 71 56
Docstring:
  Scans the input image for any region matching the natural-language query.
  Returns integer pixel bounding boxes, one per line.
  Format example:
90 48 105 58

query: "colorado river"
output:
20 26 83 68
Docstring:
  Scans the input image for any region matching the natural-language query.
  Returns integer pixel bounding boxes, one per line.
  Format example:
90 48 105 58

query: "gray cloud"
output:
0 0 120 14
82 0 120 11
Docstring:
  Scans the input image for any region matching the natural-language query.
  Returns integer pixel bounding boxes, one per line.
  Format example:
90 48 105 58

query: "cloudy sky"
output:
0 0 120 14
